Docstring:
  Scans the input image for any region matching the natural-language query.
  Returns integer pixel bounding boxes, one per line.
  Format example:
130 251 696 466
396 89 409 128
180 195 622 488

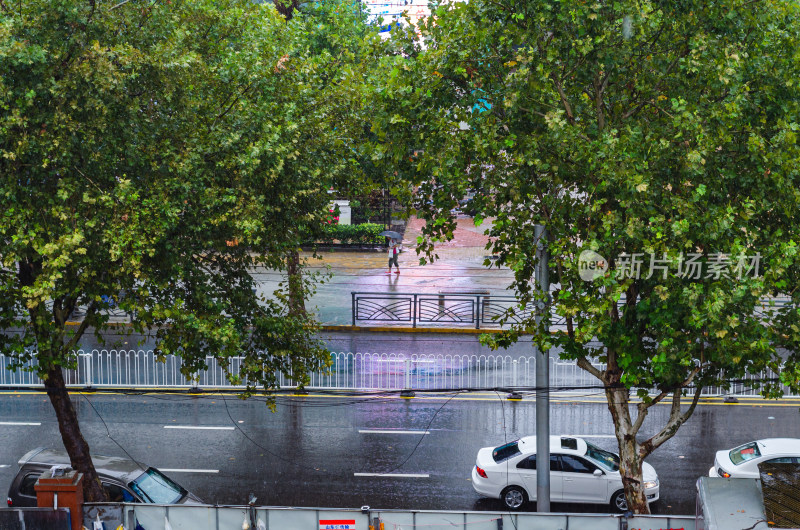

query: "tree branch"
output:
517 106 548 119
610 291 620 323
64 303 97 351
621 54 683 120
137 0 162 30
54 0 99 81
645 100 675 119
594 70 611 131
577 355 604 380
640 370 703 456
550 74 575 125
109 0 132 11
213 82 256 127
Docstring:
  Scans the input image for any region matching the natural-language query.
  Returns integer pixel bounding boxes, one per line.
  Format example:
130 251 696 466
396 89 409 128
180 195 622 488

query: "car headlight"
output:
644 479 659 489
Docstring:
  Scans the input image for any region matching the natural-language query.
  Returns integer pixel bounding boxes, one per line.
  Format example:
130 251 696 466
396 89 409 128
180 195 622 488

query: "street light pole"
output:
383 176 390 232
534 224 551 512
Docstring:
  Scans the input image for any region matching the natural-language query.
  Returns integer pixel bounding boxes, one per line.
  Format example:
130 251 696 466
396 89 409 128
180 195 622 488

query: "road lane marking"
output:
0 465 9 468
359 429 429 435
160 468 219 474
354 473 429 478
3 390 796 407
163 425 235 431
0 421 41 426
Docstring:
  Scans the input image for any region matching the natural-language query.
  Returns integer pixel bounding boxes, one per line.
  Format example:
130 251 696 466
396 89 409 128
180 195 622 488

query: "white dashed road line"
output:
358 430 429 435
163 425 235 431
354 473 429 478
159 469 219 474
0 422 41 426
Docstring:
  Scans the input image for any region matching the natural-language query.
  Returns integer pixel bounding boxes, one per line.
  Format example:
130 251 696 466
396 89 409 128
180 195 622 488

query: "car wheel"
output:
611 490 628 512
501 486 527 510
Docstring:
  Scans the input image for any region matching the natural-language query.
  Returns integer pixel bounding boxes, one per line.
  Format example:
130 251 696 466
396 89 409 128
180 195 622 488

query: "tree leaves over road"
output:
370 0 800 513
0 0 379 501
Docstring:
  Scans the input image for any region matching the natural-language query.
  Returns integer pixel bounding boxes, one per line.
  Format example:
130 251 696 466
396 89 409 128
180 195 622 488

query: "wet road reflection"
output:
1 392 798 516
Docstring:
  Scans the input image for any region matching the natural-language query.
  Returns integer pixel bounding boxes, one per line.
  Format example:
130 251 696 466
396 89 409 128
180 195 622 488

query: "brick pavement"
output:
399 215 496 264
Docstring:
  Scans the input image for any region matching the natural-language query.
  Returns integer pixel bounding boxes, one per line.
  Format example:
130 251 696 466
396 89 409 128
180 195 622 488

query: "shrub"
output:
317 223 384 245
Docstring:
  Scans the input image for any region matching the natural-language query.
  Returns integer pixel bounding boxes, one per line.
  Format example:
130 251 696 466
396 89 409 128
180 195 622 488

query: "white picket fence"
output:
0 349 793 397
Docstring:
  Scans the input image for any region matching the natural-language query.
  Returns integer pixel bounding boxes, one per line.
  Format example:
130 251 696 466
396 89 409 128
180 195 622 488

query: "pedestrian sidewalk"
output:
263 215 517 330
399 215 497 263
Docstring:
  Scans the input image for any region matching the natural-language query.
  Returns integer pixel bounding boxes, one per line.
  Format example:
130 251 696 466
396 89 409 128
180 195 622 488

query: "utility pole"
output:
534 224 551 512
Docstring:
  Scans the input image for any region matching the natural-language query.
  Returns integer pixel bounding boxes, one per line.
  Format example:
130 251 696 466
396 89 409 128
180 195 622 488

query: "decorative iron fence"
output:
351 292 550 329
0 350 794 397
351 292 793 330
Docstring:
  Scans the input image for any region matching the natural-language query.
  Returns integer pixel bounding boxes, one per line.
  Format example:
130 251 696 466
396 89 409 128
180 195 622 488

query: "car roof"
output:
518 436 588 456
757 439 800 455
18 448 147 484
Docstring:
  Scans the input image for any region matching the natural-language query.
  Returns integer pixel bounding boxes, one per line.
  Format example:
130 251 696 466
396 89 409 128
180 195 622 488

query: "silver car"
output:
6 448 204 507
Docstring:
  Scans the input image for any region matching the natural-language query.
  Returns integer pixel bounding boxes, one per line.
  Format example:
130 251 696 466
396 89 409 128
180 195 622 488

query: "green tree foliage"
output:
273 0 385 314
0 0 379 501
371 0 800 513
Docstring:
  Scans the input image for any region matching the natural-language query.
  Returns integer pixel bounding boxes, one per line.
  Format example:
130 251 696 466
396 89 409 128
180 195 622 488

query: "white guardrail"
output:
0 349 794 397
82 504 697 530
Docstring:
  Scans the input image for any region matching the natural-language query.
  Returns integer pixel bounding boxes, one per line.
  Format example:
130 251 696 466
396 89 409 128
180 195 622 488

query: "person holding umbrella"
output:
381 230 402 274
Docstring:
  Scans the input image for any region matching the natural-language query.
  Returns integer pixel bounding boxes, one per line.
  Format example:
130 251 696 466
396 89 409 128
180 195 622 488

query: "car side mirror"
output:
593 469 603 476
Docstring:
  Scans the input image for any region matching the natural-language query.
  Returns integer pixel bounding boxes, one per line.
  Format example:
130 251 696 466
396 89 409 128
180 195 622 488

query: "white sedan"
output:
709 438 800 479
471 435 659 511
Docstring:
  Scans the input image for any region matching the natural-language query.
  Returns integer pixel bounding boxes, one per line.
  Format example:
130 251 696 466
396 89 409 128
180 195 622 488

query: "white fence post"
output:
401 358 415 397
83 351 93 389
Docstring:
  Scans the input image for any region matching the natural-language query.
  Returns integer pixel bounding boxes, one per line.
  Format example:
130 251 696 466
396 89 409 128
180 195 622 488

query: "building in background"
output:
361 0 431 36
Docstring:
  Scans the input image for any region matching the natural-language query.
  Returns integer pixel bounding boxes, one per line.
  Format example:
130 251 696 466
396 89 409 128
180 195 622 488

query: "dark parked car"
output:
6 448 204 506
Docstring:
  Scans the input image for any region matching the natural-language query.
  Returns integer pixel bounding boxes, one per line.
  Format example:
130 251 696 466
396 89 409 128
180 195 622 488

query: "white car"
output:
709 438 800 479
471 435 659 511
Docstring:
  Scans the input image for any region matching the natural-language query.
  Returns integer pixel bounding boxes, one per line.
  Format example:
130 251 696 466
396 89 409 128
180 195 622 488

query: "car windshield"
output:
492 441 521 463
730 442 762 465
128 468 186 504
585 442 620 471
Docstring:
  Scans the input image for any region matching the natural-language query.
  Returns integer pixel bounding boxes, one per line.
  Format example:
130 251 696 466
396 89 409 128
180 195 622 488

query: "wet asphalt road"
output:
1 391 798 515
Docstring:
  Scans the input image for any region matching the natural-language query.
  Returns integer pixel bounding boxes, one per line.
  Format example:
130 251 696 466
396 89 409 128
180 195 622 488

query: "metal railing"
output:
351 291 794 330
351 292 544 329
83 503 697 530
0 349 795 397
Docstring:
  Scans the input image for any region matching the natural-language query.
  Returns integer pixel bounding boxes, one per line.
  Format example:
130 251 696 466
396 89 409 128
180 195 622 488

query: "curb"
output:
319 325 504 334
65 322 507 334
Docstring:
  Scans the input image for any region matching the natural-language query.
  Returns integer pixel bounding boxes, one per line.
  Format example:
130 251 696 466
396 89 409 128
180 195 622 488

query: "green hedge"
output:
317 223 385 245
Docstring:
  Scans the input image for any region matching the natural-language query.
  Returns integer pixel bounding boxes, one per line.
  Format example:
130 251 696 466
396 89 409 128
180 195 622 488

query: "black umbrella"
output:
379 230 403 239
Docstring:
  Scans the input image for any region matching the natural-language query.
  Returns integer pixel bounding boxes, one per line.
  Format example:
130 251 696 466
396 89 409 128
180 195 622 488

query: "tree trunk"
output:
43 366 108 502
606 384 650 514
273 0 301 20
286 249 305 318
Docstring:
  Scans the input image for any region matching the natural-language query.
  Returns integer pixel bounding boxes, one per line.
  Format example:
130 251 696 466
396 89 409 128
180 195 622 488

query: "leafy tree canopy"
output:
0 0 380 500
370 0 800 513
